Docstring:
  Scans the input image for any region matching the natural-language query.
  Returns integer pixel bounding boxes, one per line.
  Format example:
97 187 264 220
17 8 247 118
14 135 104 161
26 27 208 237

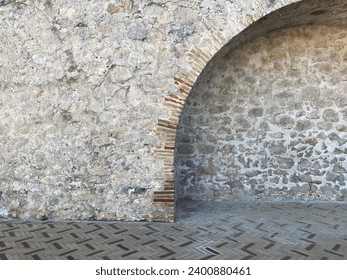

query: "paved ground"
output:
1 200 347 260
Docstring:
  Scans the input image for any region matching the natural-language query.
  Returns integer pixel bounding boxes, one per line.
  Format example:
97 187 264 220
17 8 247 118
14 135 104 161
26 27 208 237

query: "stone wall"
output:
176 25 347 201
0 0 346 221
0 0 171 221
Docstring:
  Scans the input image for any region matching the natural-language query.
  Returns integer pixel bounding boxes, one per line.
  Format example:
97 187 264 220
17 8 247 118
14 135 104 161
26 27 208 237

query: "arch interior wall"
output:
176 24 347 201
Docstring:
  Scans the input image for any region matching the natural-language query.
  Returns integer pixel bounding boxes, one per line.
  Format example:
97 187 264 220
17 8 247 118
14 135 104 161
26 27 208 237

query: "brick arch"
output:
153 0 347 222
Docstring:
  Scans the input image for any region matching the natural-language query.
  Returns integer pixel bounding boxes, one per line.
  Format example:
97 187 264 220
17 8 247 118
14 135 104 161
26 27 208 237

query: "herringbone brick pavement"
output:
0 201 346 260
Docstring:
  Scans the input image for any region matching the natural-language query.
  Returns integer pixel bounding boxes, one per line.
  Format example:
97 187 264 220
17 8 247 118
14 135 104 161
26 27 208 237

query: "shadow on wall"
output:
175 24 347 201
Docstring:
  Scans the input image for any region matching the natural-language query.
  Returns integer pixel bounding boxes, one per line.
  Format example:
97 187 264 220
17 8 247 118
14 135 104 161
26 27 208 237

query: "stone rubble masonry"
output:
176 24 347 202
0 0 346 222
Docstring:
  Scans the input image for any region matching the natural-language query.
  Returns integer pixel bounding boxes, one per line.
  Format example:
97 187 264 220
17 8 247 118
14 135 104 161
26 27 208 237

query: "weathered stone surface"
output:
277 157 295 169
235 117 251 129
302 86 320 100
333 164 347 174
258 120 271 131
299 158 311 168
176 24 347 202
326 172 339 182
107 1 132 14
0 0 346 221
322 109 340 122
269 143 287 155
270 132 284 139
295 120 315 131
248 108 264 117
225 181 244 189
126 22 148 40
110 65 133 82
317 121 333 130
219 145 237 154
306 110 320 120
276 116 295 128
300 173 312 183
199 144 215 154
196 166 217 176
177 145 195 154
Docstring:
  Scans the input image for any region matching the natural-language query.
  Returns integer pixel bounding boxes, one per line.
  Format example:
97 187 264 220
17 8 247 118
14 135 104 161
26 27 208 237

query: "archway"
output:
154 0 347 221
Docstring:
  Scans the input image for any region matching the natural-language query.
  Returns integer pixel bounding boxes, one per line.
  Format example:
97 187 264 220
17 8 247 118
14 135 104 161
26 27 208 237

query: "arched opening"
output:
175 1 347 218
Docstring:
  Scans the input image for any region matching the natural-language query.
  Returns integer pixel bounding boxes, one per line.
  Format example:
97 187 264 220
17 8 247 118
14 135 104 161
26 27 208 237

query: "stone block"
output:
277 157 294 169
332 164 347 173
199 144 215 154
276 116 295 129
323 109 340 122
248 107 263 117
126 22 148 40
269 143 287 155
177 145 194 154
295 120 314 131
107 1 132 14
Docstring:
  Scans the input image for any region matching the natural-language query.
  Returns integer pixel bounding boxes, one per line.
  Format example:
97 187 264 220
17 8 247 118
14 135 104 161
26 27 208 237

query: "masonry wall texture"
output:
0 0 346 221
176 25 347 201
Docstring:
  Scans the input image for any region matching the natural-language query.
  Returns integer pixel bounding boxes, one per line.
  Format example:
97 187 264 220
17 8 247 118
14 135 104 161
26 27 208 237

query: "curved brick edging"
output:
154 46 217 221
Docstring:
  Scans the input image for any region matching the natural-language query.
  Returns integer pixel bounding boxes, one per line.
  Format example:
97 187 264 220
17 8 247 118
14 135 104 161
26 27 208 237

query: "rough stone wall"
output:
176 25 347 201
0 0 173 221
0 0 345 221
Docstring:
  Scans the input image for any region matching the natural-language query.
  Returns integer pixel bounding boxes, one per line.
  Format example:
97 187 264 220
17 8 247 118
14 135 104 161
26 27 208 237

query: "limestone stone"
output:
107 1 132 14
295 120 315 131
199 144 215 154
277 157 294 169
126 22 148 40
305 137 318 146
235 117 251 129
322 109 340 122
196 166 217 176
336 125 347 132
282 175 288 184
110 66 132 82
248 108 264 117
306 110 320 119
334 97 347 108
270 132 284 139
177 145 194 155
328 133 341 142
225 181 244 189
332 164 347 174
302 86 320 100
276 116 295 128
326 172 339 182
257 120 271 131
219 145 237 154
316 121 332 131
269 143 287 155
300 173 312 183
299 158 311 168
311 161 321 169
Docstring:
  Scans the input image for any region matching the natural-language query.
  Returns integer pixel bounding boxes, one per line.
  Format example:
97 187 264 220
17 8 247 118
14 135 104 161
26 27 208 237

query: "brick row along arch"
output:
154 0 347 222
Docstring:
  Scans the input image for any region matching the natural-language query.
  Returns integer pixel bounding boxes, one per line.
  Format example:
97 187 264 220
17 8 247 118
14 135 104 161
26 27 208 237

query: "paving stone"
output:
1 201 347 260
